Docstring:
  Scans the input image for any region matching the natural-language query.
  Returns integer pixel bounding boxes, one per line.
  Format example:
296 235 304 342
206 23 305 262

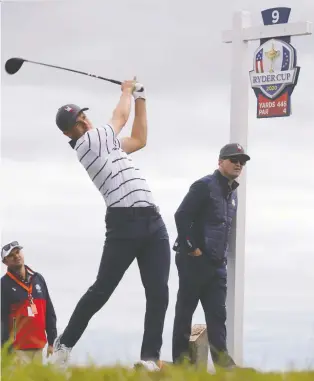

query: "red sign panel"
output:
257 91 291 118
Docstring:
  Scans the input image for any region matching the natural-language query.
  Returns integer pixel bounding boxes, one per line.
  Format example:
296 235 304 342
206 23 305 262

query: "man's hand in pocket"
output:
188 248 202 257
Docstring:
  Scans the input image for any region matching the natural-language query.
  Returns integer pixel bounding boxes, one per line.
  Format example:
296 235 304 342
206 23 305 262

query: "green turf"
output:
1 349 314 381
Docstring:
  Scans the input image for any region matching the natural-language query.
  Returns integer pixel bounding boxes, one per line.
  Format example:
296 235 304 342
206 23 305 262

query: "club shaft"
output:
26 59 122 85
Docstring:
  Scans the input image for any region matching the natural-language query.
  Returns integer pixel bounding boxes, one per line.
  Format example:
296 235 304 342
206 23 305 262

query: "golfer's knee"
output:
87 279 112 300
146 283 169 307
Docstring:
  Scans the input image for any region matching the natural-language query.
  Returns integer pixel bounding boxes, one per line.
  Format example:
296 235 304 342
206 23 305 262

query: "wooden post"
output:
189 324 208 367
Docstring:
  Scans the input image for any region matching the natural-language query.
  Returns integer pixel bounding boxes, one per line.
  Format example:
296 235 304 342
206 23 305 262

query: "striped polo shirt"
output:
69 124 156 208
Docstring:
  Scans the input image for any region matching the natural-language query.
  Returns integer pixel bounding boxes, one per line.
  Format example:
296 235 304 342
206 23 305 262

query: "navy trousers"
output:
60 206 170 361
172 251 235 367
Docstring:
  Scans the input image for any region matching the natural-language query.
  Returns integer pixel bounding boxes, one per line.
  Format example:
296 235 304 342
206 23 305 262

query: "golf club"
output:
5 57 123 86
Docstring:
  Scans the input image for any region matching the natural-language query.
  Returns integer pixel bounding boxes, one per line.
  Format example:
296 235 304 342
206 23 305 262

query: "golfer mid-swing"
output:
53 79 171 370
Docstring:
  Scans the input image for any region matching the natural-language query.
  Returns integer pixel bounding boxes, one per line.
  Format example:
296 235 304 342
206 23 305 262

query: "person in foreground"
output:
52 79 170 371
1 241 57 365
172 143 250 370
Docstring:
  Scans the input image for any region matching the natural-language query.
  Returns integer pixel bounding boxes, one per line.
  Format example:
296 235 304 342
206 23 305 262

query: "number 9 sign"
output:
261 7 291 26
272 10 279 24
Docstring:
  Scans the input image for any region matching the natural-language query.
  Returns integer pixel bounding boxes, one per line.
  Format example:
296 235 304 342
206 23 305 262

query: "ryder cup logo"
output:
249 38 298 99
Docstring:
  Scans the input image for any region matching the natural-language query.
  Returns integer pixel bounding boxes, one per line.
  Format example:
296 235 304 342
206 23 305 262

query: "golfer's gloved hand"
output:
133 82 146 101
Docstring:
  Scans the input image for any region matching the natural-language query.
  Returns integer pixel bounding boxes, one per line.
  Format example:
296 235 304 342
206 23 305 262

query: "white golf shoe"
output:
133 360 161 371
52 335 72 371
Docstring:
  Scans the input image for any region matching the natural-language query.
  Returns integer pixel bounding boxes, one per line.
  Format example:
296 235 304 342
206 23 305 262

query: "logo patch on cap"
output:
64 106 73 112
237 144 243 152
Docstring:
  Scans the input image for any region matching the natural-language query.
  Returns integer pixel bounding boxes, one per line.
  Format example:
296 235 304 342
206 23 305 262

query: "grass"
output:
1 350 314 381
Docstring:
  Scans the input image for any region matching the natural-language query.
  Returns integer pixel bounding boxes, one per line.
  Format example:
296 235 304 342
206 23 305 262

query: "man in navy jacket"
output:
1 241 57 364
172 143 250 369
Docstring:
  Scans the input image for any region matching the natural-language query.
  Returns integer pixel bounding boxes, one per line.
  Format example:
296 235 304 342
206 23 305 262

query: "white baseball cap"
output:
1 241 23 260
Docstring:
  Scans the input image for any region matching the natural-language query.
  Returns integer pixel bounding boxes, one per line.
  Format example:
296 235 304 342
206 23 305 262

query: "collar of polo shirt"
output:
69 139 77 149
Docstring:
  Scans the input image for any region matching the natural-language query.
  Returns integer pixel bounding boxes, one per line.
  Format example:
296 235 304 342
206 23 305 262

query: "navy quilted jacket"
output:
173 169 239 264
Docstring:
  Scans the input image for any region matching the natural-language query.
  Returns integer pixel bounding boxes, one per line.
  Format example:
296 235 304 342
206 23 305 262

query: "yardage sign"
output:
249 8 300 118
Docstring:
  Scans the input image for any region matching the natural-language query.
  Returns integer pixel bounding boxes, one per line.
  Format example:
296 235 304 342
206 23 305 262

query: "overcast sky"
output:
1 0 314 371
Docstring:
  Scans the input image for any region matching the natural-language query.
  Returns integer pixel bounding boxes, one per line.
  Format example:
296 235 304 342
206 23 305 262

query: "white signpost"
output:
222 8 312 365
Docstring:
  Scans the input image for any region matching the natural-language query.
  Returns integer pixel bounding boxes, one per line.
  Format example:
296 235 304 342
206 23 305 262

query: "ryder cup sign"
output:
249 8 300 118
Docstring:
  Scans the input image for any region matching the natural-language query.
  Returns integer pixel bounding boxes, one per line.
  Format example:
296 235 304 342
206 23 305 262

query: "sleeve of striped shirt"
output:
87 124 120 156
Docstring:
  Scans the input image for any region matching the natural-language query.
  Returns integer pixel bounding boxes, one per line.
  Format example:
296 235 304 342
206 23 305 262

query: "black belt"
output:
106 205 160 217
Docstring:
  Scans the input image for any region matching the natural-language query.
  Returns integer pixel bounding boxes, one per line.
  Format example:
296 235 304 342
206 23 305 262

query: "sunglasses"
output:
228 157 247 166
2 241 20 255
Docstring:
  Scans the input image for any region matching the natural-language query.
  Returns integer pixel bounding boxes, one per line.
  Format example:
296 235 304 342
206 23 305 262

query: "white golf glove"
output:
133 82 146 101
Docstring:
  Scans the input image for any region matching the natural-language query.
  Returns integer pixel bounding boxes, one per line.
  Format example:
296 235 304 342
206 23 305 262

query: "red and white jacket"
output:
1 266 57 350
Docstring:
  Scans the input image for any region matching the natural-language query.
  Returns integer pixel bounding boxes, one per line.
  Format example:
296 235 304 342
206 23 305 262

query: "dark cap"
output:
56 104 89 131
219 143 250 161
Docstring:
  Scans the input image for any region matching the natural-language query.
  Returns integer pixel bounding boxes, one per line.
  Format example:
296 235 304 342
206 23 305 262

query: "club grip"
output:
97 75 122 85
98 76 144 91
109 79 122 85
